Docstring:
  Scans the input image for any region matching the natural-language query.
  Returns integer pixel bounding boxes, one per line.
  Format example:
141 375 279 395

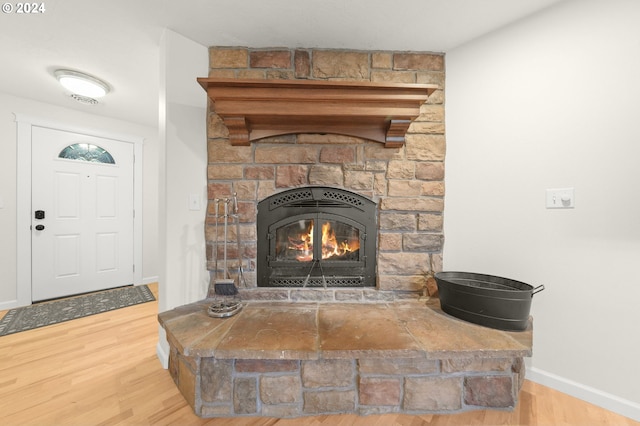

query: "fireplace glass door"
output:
257 186 377 287
274 216 361 264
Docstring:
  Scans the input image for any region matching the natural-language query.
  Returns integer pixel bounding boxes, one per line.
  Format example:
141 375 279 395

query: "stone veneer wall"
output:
168 354 525 417
205 47 445 293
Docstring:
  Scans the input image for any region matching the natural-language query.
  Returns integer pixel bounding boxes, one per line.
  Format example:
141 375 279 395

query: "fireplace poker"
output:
233 193 246 288
213 198 238 296
213 198 219 279
302 259 315 288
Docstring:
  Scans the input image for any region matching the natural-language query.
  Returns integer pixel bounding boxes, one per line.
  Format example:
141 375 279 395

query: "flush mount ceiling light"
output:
54 69 110 98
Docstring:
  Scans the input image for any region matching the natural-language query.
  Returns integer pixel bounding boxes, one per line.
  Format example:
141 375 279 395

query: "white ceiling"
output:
0 0 566 128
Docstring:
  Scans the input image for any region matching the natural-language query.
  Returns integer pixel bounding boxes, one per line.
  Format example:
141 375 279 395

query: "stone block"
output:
233 377 257 414
237 69 266 79
372 52 392 69
387 160 415 179
374 173 387 196
250 50 291 68
359 377 401 406
344 170 373 190
312 50 369 80
388 180 423 197
200 404 232 417
419 104 445 122
359 358 439 375
208 141 253 163
207 164 243 180
260 375 301 404
302 359 354 388
207 113 228 139
415 162 444 181
417 213 443 232
409 121 445 134
363 144 404 160
235 359 299 373
378 233 403 251
427 89 444 105
308 164 344 186
266 70 295 80
295 50 311 78
177 356 197 408
404 376 462 411
366 160 387 172
377 252 430 276
290 289 334 302
464 376 515 408
320 146 356 163
244 165 275 180
380 197 444 212
208 69 235 78
207 182 232 200
442 358 513 373
334 289 364 302
275 165 309 188
255 146 317 164
210 48 248 69
403 233 444 252
421 181 445 196
371 71 415 83
257 181 276 200
201 358 233 403
394 53 444 71
297 134 364 144
417 71 445 88
376 275 425 292
233 181 257 201
379 213 417 231
303 390 356 414
405 134 446 161
262 405 302 418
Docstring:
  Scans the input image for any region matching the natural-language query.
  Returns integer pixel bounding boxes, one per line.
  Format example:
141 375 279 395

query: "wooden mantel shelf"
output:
197 78 437 148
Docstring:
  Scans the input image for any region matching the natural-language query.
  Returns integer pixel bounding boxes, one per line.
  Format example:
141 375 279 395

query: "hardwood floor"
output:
0 283 637 426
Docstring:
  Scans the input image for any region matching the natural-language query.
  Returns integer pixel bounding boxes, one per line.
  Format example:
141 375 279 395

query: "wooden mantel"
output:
197 78 437 148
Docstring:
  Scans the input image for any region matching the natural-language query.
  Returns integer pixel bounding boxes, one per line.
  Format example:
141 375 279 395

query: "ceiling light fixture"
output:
54 69 110 98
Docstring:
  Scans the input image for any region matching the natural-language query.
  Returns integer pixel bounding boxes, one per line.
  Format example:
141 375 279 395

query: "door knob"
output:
35 225 45 231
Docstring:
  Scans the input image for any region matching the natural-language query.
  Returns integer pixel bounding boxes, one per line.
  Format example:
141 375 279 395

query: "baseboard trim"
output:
156 325 169 369
156 341 169 369
143 276 159 285
527 367 640 422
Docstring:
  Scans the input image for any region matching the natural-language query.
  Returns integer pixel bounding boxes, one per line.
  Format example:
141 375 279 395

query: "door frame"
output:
15 114 144 307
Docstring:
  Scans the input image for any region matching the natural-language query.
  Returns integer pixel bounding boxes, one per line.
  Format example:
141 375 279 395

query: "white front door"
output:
31 126 135 301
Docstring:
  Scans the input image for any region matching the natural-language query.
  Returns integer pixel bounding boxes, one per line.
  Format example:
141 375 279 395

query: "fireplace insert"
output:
257 186 377 287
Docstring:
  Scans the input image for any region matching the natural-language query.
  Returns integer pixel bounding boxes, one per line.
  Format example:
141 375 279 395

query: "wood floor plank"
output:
0 283 637 426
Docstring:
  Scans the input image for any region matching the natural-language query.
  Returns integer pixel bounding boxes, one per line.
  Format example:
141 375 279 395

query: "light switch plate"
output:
546 187 574 209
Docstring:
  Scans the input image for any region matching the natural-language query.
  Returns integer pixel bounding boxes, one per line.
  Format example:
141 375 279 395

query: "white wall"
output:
445 0 640 419
156 30 209 366
0 92 159 308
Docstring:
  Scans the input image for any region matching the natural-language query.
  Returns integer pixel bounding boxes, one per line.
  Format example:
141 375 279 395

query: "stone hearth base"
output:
158 298 532 418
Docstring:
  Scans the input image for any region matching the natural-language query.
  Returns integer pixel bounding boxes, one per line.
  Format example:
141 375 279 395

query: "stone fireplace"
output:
203 47 446 298
158 47 533 419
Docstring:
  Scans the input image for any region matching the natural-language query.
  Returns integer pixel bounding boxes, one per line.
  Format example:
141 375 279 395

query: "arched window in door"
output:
58 143 115 164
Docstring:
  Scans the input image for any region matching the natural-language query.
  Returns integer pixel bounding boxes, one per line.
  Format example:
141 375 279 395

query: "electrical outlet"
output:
546 187 574 209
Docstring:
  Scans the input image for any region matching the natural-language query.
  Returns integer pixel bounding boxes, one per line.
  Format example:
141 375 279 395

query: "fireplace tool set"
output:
208 193 246 318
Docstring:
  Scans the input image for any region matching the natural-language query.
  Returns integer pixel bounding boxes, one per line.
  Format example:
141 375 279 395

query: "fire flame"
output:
287 221 359 261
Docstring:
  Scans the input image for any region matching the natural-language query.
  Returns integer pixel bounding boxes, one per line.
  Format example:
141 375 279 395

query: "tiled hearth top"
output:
158 298 532 360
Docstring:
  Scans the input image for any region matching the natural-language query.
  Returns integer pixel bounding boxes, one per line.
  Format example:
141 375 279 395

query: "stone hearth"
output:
159 298 532 418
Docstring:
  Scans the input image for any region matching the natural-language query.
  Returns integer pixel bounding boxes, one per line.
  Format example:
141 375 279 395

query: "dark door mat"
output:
0 285 156 336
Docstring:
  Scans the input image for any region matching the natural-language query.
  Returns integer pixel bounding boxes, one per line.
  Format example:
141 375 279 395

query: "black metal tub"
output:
434 271 544 331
